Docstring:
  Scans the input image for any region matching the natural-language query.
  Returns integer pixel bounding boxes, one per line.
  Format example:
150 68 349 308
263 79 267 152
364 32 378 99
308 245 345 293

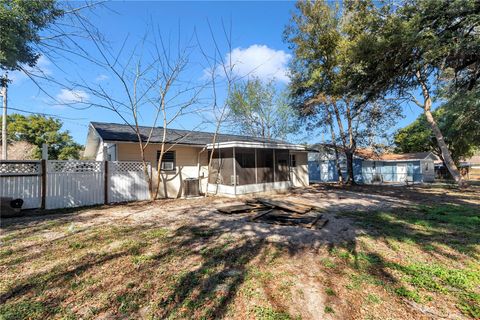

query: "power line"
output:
7 106 87 121
6 106 89 128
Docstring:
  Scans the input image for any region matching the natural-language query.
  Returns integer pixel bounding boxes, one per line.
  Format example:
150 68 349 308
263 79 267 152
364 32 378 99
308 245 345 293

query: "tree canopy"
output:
284 0 401 183
226 77 298 140
1 113 82 159
0 0 63 71
338 0 480 186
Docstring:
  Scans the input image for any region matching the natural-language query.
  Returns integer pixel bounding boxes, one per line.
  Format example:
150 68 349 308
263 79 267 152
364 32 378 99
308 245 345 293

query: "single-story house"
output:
459 153 480 181
308 145 435 184
84 122 309 198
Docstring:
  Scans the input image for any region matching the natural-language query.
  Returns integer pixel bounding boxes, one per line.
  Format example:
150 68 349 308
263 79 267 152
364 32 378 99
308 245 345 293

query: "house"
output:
308 145 436 184
84 122 309 198
459 152 480 181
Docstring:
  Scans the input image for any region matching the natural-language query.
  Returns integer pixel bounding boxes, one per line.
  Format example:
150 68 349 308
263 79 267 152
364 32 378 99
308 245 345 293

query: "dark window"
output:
157 151 176 171
290 154 297 168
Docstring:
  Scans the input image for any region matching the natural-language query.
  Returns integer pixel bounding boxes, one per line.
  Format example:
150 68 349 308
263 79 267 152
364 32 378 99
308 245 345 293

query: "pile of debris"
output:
217 197 328 229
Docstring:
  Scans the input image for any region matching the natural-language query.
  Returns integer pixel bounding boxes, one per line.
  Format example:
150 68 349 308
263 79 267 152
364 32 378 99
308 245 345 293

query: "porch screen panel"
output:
208 148 234 185
275 149 290 182
235 148 256 185
256 149 274 183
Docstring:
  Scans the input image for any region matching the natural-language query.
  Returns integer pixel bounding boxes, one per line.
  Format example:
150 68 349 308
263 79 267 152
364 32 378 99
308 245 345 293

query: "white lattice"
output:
47 160 102 173
109 161 150 173
0 161 41 176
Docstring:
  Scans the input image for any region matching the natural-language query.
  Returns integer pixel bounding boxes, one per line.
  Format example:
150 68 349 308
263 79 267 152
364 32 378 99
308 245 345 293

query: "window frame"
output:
289 154 297 170
157 150 176 172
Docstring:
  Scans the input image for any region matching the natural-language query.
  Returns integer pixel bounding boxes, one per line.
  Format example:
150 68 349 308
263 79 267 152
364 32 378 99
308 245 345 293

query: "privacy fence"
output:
0 160 151 210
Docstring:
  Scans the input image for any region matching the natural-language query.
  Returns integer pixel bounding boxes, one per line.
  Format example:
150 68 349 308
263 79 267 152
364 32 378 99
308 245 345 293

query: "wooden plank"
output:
249 209 273 221
255 198 311 214
217 204 256 214
310 216 329 229
284 198 324 211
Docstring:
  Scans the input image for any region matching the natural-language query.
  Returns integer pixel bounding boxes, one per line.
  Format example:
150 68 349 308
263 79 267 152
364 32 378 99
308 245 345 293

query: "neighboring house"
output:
308 145 435 184
84 122 309 198
459 152 480 181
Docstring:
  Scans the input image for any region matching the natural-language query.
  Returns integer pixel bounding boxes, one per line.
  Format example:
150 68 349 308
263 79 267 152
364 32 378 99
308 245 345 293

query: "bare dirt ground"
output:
1 183 479 319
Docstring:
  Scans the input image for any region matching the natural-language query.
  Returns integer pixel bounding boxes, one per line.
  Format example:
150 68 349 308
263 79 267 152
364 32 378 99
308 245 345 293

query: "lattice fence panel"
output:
109 161 147 174
47 160 102 173
108 161 150 203
0 161 41 176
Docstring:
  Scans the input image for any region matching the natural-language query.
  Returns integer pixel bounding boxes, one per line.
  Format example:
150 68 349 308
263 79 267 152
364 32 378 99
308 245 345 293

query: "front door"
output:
320 162 330 181
397 164 407 182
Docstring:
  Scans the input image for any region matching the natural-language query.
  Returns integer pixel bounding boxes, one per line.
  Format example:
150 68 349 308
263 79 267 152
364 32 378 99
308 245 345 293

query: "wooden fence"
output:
0 160 151 210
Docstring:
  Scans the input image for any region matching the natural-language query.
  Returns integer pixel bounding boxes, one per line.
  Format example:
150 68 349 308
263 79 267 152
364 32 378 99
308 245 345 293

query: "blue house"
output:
308 146 436 184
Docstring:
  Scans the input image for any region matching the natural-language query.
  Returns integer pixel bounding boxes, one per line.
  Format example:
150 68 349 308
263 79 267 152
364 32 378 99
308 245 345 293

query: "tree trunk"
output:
424 108 465 186
416 72 466 187
326 105 343 183
345 150 355 185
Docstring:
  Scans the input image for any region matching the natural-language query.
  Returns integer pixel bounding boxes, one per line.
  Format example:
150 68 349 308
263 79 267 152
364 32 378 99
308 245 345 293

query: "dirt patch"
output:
1 184 479 319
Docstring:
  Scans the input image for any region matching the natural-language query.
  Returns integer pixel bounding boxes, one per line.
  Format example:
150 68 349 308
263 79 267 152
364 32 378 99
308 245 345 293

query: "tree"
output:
226 77 297 140
284 0 400 184
1 113 82 159
68 24 204 200
395 98 480 164
0 0 63 71
344 0 480 186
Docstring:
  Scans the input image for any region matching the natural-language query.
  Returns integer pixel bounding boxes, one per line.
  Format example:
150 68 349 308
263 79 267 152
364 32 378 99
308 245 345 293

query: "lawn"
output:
0 185 479 319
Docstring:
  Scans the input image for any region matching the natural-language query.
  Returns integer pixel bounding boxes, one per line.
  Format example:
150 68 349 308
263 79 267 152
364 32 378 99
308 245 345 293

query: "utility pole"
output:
1 73 8 160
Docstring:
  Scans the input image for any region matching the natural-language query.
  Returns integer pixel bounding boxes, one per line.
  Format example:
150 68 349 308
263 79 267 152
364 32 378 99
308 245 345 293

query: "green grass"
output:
337 203 480 318
324 306 334 314
0 300 50 320
325 288 335 296
253 306 292 320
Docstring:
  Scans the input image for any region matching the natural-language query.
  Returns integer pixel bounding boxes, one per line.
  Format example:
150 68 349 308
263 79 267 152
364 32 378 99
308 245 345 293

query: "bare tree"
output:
67 25 205 200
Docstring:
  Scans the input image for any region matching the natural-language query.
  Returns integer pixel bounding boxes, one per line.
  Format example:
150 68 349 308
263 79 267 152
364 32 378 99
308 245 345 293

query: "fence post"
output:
104 161 108 205
40 159 46 209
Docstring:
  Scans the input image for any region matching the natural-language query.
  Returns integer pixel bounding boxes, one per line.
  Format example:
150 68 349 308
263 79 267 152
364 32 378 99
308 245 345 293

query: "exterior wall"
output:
111 143 308 197
116 143 206 198
420 159 435 182
290 151 309 187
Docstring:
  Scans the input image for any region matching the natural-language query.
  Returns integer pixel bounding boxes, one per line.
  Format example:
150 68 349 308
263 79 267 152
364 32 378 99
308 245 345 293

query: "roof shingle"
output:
91 122 289 146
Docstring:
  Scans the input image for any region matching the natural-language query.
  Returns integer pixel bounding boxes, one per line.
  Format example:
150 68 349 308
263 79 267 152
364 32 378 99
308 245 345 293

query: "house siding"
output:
112 143 308 197
116 143 207 198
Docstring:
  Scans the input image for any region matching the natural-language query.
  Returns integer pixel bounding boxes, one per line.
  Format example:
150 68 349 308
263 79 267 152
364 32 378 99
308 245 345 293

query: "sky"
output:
8 1 425 145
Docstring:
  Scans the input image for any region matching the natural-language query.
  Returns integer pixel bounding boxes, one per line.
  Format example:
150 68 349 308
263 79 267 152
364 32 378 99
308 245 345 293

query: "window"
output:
425 162 429 171
157 151 175 171
289 154 297 168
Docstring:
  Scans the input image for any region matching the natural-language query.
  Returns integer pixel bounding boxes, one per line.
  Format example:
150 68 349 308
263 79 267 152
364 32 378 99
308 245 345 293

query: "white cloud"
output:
10 55 53 85
56 89 89 104
95 74 109 81
222 44 291 83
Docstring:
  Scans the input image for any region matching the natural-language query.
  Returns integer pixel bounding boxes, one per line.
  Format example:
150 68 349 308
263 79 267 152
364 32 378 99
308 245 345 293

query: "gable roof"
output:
90 122 288 145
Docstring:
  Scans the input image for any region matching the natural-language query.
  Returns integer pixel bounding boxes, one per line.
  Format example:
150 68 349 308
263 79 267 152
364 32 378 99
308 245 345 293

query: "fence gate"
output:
108 161 150 203
46 160 104 210
0 161 42 209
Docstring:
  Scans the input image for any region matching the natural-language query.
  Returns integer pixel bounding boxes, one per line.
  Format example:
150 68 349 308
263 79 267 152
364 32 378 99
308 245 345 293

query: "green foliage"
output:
226 77 298 140
284 0 401 174
346 0 480 98
394 100 480 163
1 113 82 159
0 0 63 71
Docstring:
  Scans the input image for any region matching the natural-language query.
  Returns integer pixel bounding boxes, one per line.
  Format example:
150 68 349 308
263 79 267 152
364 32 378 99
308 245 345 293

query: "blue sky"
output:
9 1 424 145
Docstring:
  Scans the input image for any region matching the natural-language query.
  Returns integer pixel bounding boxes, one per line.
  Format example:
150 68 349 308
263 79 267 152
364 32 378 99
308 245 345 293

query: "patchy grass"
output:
0 185 478 319
337 202 480 318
